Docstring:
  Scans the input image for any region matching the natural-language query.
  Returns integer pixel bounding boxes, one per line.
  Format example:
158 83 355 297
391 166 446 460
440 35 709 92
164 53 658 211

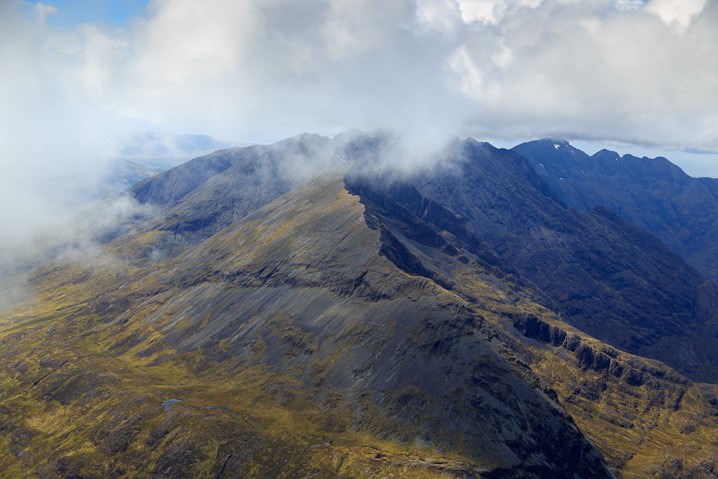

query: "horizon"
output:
125 129 718 180
31 0 718 178
2 0 717 251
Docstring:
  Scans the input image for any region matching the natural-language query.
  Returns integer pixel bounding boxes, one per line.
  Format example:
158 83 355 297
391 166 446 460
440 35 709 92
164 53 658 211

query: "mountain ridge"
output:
513 138 718 283
1 131 717 478
0 172 617 478
118 133 718 381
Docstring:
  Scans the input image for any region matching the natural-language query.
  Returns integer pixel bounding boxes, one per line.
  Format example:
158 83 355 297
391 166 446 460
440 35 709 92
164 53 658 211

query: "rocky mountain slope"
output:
513 139 718 283
0 132 717 478
126 135 718 384
126 134 340 255
399 139 718 383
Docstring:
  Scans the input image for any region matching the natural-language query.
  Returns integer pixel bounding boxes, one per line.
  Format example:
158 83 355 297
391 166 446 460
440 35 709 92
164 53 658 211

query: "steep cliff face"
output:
387 139 718 382
345 166 718 479
513 139 718 283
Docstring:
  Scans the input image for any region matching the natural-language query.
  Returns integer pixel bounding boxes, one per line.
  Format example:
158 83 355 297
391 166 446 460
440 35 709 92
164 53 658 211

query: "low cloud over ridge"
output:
8 0 716 147
1 0 717 255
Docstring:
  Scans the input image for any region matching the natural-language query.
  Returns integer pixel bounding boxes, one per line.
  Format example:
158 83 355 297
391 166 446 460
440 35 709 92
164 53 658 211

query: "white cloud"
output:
0 3 123 254
456 0 543 24
17 0 716 150
448 0 718 148
645 0 707 28
30 1 58 20
416 0 463 33
2 0 718 260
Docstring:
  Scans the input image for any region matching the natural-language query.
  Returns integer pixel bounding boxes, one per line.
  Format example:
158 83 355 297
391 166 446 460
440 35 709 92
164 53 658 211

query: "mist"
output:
1 0 718 286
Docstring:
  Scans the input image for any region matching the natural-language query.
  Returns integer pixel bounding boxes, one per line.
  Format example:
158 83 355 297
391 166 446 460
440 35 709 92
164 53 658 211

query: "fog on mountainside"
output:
2 0 718 477
55 129 718 384
1 130 717 477
3 0 718 269
0 131 234 305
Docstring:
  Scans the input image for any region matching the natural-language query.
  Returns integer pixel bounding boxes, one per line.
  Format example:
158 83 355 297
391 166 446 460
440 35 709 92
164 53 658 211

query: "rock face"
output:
132 177 611 477
341 138 718 382
126 133 340 254
513 139 718 283
126 132 718 380
1 132 717 478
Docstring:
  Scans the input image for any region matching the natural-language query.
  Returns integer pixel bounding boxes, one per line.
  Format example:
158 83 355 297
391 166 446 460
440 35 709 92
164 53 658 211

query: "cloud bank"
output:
1 0 717 262
19 0 718 148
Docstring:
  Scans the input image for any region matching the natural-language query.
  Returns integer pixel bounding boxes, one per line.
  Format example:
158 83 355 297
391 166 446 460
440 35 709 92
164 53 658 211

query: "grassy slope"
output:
0 177 715 478
443 259 718 479
0 260 483 478
0 180 493 478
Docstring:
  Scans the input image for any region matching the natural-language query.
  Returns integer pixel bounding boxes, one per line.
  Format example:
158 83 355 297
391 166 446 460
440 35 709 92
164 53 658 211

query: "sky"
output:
35 0 148 27
1 0 717 256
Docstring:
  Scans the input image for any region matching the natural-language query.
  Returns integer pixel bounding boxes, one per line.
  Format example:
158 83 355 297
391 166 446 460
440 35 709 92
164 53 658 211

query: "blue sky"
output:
39 0 148 27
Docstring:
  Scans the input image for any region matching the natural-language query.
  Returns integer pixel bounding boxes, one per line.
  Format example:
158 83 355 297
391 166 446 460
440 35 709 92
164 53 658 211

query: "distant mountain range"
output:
118 132 239 166
99 132 240 197
514 139 718 283
0 132 716 478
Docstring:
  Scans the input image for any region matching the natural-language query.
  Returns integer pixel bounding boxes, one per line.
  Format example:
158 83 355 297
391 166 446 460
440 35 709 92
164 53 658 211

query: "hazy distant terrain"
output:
99 133 240 198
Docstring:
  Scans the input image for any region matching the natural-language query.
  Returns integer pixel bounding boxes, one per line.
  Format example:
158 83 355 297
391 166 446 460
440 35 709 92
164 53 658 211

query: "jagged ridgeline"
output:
0 132 716 478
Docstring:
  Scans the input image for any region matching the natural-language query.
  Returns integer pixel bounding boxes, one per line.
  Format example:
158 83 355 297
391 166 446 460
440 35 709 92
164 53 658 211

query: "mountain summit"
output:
0 132 716 478
514 138 718 283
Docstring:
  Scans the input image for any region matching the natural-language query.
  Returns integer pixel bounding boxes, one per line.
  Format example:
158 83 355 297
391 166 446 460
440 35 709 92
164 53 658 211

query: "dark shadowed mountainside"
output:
513 139 718 283
348 138 718 383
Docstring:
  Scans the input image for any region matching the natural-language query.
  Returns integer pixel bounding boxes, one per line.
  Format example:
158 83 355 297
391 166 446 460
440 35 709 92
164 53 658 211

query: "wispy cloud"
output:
614 0 647 12
1 0 718 258
24 0 715 148
29 1 58 20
